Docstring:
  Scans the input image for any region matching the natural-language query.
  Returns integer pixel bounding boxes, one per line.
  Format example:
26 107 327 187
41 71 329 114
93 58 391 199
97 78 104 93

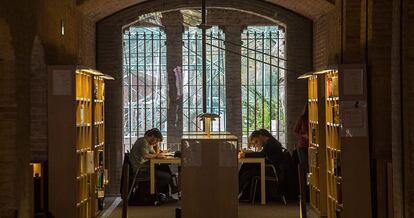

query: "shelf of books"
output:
308 75 320 211
300 65 371 218
324 69 342 218
91 76 108 216
48 66 113 218
76 70 93 218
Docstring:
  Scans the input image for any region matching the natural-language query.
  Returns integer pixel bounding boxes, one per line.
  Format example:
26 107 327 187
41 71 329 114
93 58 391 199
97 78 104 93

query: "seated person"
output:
129 128 178 200
238 129 284 200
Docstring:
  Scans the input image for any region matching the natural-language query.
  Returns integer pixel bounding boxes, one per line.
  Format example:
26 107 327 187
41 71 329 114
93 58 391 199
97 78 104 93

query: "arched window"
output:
241 26 286 146
123 27 168 149
182 26 226 132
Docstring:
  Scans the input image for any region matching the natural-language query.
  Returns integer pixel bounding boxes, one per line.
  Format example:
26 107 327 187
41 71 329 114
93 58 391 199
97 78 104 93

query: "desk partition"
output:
181 134 238 218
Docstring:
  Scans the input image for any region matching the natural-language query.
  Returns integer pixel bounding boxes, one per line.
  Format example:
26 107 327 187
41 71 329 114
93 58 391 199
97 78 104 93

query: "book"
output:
327 79 332 97
80 104 85 125
86 151 95 174
332 76 338 97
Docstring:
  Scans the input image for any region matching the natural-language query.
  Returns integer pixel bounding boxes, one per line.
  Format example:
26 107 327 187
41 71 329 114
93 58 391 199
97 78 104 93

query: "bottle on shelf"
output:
332 76 338 97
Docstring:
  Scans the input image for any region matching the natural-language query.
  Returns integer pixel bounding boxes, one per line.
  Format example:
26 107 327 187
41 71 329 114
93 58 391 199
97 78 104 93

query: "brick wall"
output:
403 0 414 216
0 17 19 216
313 0 410 217
30 36 48 162
97 0 312 195
0 0 96 215
313 1 342 69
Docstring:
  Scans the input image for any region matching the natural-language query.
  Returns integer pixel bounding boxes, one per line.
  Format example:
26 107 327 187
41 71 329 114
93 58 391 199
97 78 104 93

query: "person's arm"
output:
153 143 161 154
244 149 266 158
142 144 164 160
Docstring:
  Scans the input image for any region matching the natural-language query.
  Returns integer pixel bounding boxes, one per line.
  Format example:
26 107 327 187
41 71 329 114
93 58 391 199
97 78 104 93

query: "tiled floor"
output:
101 198 300 218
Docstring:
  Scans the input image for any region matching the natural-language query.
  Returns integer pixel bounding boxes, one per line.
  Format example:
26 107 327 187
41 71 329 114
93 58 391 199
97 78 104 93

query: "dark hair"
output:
250 129 274 139
144 128 163 141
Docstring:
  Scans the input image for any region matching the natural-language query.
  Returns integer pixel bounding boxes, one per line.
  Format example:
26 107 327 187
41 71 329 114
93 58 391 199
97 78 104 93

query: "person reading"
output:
129 128 178 201
238 129 284 201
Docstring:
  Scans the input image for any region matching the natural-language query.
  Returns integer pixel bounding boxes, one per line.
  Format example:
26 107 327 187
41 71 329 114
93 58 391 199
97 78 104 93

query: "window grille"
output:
182 26 226 132
241 26 287 147
123 27 168 150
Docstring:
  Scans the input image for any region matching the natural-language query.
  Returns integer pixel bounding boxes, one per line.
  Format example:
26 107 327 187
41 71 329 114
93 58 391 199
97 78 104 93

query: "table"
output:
150 157 181 195
238 157 266 205
149 157 266 205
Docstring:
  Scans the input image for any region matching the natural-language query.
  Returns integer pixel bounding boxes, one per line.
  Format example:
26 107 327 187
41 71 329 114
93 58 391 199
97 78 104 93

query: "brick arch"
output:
97 0 315 195
79 0 333 22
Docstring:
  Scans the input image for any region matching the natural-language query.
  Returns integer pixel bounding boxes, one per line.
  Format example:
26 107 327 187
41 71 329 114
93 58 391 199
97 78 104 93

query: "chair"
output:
250 164 287 205
121 153 157 203
128 166 152 200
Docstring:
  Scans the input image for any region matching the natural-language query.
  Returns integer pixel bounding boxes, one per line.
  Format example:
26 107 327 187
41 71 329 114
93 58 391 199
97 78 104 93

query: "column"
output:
162 12 184 143
223 26 243 141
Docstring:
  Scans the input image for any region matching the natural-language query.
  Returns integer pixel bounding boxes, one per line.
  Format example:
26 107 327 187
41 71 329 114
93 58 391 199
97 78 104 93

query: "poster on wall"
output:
340 100 367 137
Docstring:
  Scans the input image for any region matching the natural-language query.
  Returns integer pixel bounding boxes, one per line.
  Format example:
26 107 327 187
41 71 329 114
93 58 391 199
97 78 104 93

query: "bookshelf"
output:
299 65 371 218
48 66 113 218
308 75 320 210
302 73 327 217
324 69 342 218
91 76 107 215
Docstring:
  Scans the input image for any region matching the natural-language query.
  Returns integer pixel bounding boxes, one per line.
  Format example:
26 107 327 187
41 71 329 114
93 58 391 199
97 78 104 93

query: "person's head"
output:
144 128 163 145
249 129 274 148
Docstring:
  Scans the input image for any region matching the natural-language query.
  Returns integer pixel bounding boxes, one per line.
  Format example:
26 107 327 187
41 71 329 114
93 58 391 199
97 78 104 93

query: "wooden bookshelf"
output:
299 65 371 218
324 69 342 218
303 74 327 217
48 66 112 218
91 76 107 216
308 75 320 210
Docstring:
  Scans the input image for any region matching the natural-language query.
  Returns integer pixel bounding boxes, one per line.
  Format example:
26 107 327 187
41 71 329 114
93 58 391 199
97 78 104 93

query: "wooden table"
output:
238 157 266 205
149 157 266 205
150 158 181 195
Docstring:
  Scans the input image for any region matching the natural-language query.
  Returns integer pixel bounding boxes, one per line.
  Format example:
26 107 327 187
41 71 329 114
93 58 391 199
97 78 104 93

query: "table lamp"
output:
197 113 220 137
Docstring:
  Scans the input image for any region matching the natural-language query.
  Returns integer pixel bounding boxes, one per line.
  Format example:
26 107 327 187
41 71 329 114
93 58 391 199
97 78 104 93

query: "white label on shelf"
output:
52 70 72 95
